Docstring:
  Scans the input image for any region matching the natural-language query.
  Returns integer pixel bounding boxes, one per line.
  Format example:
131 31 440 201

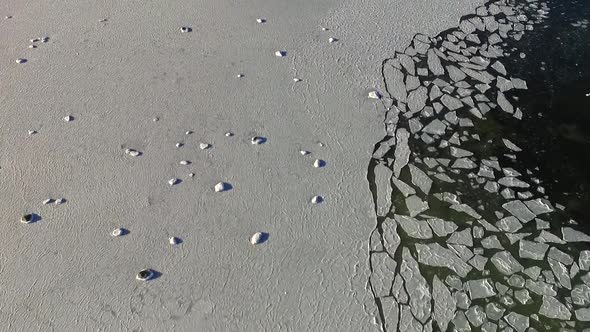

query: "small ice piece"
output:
275 51 287 57
400 248 431 323
498 177 529 188
451 147 473 158
54 198 66 205
451 158 477 169
496 216 522 233
368 91 382 99
168 178 179 186
536 230 566 244
20 214 34 224
169 237 181 245
199 143 211 150
293 78 302 82
250 232 265 245
491 251 523 275
313 159 326 168
63 115 74 122
549 258 571 289
256 18 266 23
447 228 473 247
180 26 192 33
422 119 446 135
450 204 481 219
299 150 310 155
466 306 486 327
497 92 514 113
502 138 522 152
251 136 266 145
175 142 183 148
136 269 154 281
16 58 27 64
408 164 432 194
328 37 338 43
237 74 244 78
188 173 195 178
185 131 193 135
111 228 125 237
311 195 324 204
562 227 590 242
393 129 410 177
179 160 190 165
405 195 429 217
539 295 571 320
432 276 455 331
536 218 550 230
28 45 36 49
41 37 49 43
469 255 488 271
43 198 54 205
416 243 472 277
152 117 159 122
519 240 548 260
426 218 458 237
525 198 554 215
391 177 416 197
580 251 590 270
225 132 233 137
98 18 107 22
548 247 573 265
214 182 232 192
576 308 590 321
394 215 432 239
514 289 531 304
484 304 504 323
125 149 141 157
504 312 529 332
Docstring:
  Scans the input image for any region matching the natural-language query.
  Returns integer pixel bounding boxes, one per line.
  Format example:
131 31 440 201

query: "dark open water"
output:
499 0 590 224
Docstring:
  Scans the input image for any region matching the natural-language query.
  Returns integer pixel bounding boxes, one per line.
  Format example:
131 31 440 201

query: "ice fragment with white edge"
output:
562 227 590 242
539 295 571 320
502 138 522 152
